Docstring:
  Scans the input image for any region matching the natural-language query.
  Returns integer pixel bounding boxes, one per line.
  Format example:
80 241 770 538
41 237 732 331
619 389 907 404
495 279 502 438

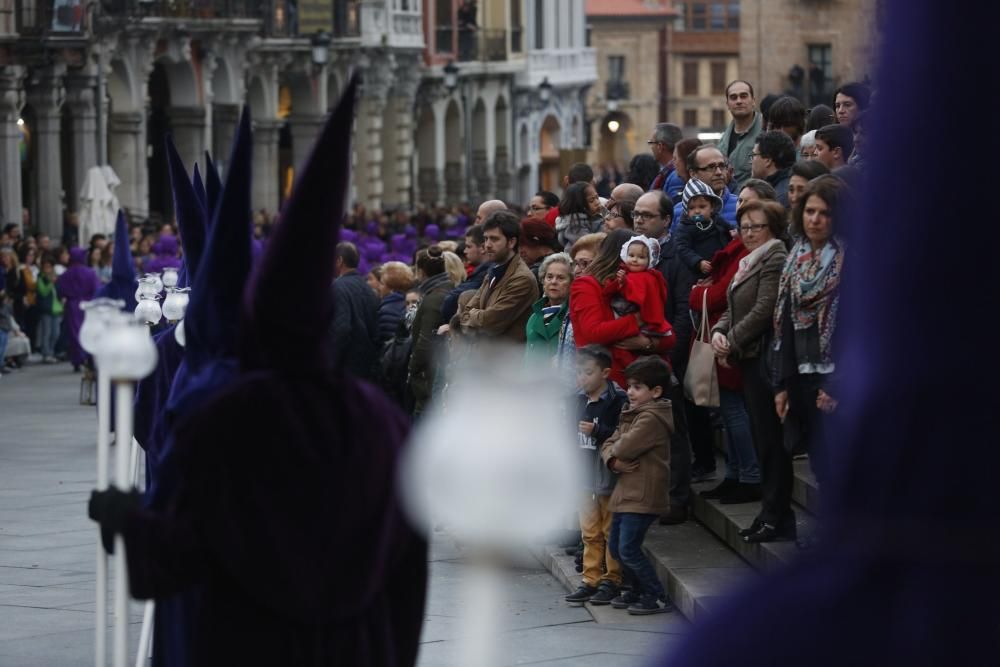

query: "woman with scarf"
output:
56 247 100 371
711 200 789 543
772 175 847 490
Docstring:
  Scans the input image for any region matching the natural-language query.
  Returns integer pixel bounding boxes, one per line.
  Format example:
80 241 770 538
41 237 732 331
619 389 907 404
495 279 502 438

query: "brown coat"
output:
600 399 673 515
452 254 539 343
712 241 787 360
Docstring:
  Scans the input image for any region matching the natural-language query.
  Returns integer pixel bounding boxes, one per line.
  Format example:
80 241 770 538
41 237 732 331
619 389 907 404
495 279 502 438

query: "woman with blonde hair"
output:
376 261 415 345
442 251 466 287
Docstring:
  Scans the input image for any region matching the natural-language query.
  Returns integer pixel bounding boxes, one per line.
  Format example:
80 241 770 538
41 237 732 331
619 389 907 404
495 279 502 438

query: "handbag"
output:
683 289 720 407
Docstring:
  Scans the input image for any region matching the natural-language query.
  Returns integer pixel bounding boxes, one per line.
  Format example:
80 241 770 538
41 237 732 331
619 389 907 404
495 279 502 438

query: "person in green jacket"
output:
525 253 573 360
35 256 64 363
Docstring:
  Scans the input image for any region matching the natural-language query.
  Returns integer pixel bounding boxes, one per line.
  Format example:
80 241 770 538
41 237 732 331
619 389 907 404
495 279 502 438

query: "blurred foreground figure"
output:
667 2 1000 665
90 77 427 666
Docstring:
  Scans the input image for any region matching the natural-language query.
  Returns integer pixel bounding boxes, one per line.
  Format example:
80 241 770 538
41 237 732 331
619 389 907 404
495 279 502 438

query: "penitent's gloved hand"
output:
88 486 142 554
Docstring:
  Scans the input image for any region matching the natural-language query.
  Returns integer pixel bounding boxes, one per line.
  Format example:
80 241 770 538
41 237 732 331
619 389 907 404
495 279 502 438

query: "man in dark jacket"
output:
329 241 379 379
751 130 796 208
632 191 695 524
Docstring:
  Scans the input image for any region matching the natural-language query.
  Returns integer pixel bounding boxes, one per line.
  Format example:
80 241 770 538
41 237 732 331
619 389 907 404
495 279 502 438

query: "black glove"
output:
88 486 142 554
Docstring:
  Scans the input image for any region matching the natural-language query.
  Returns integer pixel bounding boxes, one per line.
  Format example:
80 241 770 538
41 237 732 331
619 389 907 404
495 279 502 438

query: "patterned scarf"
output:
773 237 844 365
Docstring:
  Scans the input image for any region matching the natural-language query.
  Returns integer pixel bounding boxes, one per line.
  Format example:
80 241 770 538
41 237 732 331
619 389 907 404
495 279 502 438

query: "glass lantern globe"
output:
161 267 179 289
161 287 190 322
135 275 160 301
146 272 164 294
134 294 162 325
174 318 185 347
79 298 127 354
96 316 158 381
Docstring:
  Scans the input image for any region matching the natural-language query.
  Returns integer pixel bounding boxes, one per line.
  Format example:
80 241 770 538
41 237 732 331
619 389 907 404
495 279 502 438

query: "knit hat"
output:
620 234 660 267
682 178 723 212
520 219 558 249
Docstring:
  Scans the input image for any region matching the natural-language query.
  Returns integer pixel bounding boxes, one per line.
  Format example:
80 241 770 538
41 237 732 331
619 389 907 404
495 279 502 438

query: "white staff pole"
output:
96 368 111 667
113 381 134 667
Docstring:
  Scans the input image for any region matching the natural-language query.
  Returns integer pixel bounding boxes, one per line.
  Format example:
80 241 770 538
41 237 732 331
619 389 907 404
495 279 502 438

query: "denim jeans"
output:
719 388 760 483
608 512 665 600
0 329 8 361
36 314 62 358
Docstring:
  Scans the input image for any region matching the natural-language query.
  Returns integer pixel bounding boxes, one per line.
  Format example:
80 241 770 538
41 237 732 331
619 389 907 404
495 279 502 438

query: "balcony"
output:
436 27 506 62
606 79 629 101
101 0 257 20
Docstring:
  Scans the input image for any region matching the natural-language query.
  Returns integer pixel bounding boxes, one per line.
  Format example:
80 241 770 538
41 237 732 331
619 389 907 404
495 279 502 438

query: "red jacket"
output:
689 238 748 391
571 275 675 388
545 206 560 227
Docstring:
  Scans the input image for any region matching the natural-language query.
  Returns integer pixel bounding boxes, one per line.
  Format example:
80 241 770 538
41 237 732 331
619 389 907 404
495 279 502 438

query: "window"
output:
727 1 740 29
710 2 725 30
683 109 698 127
711 109 725 128
434 0 452 53
808 43 833 104
710 61 727 95
511 0 522 52
673 3 686 31
608 55 625 82
683 61 699 96
690 2 706 30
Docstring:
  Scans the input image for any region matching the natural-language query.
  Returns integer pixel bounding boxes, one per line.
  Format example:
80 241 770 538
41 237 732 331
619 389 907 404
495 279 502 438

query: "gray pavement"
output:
0 363 688 666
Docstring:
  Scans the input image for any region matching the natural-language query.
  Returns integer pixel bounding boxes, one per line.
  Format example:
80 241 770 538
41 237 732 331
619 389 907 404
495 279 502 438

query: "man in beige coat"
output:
451 210 538 343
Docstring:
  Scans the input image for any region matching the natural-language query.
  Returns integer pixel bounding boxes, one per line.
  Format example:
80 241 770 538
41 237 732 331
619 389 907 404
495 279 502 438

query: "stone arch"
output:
415 102 438 205
146 62 173 223
107 59 139 113
158 60 200 107
470 97 488 200
209 56 240 170
494 96 511 200
539 114 562 193
571 114 581 148
444 99 463 202
247 75 272 119
596 111 633 167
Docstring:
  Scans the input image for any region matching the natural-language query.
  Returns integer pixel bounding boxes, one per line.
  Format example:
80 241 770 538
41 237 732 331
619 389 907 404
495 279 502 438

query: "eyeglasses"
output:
574 258 592 269
632 211 661 222
694 161 728 173
528 204 550 212
739 223 768 234
646 141 664 146
748 152 761 162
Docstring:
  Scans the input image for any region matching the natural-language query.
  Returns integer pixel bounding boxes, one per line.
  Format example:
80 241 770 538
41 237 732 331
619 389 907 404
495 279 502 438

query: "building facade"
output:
0 0 424 236
416 0 596 208
739 0 878 108
666 1 740 135
584 0 675 170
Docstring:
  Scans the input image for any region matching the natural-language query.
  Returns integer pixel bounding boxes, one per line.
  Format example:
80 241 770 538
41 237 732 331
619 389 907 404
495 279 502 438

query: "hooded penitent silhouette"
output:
665 2 1000 665
101 76 427 666
95 210 137 312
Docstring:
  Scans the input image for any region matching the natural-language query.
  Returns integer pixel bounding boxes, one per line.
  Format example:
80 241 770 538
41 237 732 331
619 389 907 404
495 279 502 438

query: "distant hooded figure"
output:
56 247 100 370
90 77 427 666
145 234 183 274
95 210 138 312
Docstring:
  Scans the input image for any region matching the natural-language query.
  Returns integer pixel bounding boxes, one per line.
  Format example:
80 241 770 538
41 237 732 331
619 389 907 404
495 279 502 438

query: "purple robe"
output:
146 235 183 274
56 248 100 367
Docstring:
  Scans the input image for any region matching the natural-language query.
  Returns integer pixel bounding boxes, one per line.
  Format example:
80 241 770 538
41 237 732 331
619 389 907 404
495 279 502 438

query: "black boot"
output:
699 477 738 499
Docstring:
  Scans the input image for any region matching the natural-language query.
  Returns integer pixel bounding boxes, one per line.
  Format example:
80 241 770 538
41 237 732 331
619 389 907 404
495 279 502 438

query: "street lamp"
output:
443 60 459 93
538 77 553 104
607 119 620 133
311 31 331 66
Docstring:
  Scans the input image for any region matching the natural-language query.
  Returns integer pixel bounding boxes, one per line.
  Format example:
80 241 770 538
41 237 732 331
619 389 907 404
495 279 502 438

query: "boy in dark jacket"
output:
565 345 629 606
675 178 732 277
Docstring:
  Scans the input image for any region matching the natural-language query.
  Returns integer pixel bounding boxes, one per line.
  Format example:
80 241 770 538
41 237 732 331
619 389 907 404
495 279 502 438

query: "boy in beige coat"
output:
600 356 675 615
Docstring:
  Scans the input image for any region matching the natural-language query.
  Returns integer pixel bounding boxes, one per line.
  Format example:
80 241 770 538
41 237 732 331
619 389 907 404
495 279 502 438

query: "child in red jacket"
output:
603 235 670 338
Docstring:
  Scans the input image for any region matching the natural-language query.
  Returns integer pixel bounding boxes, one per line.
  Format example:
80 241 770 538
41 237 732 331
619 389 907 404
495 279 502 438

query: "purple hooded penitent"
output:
666 3 1000 665
95 210 137 312
56 247 100 367
145 234 182 274
121 76 427 666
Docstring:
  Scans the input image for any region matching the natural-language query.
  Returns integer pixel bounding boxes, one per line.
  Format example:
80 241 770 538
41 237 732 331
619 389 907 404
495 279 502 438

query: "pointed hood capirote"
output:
204 151 223 222
95 210 137 311
241 76 358 374
166 135 209 290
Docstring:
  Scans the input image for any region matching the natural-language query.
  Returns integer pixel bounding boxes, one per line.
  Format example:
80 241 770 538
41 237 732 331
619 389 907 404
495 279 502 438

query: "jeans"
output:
608 512 665 600
578 494 622 588
719 387 760 483
0 329 8 361
36 314 62 358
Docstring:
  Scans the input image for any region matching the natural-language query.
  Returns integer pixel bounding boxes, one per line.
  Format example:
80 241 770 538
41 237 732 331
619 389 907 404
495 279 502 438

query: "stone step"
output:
690 474 816 573
711 431 820 515
534 517 755 622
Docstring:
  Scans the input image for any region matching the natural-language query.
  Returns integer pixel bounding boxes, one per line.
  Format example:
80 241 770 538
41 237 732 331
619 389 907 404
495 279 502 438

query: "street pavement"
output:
0 363 688 666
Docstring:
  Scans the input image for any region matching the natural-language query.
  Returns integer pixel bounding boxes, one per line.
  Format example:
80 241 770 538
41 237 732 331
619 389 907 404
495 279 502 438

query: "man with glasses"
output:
528 190 559 223
632 190 696 524
603 183 644 231
647 123 684 197
716 80 763 189
671 145 738 234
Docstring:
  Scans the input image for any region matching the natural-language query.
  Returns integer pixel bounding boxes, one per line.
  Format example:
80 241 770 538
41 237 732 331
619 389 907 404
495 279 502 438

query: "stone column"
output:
355 95 386 210
26 67 65 238
0 66 25 229
288 113 325 173
391 95 415 209
109 111 148 219
168 106 207 175
495 146 512 201
64 73 98 214
251 119 282 214
212 103 240 170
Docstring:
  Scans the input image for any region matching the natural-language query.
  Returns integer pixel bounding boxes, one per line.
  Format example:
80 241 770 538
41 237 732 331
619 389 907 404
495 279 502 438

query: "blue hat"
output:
94 209 137 311
241 76 358 373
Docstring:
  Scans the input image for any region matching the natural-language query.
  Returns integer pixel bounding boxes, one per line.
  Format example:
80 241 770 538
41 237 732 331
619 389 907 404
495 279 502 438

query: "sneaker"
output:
720 482 763 504
588 583 619 606
690 465 717 483
610 590 640 609
738 518 763 537
627 595 675 615
700 477 738 499
564 584 598 604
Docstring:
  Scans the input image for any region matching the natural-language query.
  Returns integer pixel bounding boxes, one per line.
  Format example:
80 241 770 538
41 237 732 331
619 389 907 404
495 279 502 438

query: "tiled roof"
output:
587 0 677 17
